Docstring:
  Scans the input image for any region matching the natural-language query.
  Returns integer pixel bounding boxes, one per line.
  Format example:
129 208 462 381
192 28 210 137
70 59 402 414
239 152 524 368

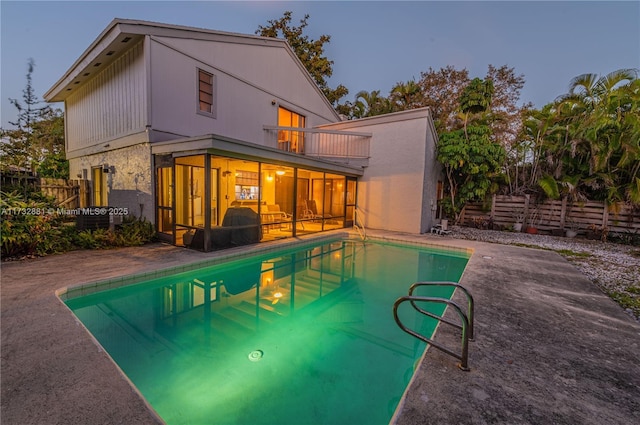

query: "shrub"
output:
608 230 640 246
1 190 157 259
72 217 156 249
1 190 68 257
116 216 156 246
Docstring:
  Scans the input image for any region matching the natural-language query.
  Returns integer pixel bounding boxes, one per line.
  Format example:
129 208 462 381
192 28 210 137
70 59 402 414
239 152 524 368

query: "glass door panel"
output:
175 155 205 246
324 173 346 230
156 167 173 236
211 168 218 226
345 177 357 227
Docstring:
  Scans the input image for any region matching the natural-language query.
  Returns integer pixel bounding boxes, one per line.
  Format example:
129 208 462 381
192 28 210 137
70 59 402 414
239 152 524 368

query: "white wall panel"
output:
148 37 335 144
66 41 147 153
321 110 438 234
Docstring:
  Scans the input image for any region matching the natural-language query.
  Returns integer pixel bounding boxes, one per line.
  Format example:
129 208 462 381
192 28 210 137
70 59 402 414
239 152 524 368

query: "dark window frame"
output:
197 68 215 117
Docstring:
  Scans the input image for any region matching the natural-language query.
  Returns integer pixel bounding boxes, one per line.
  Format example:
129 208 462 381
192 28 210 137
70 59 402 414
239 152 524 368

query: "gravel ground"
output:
448 226 640 322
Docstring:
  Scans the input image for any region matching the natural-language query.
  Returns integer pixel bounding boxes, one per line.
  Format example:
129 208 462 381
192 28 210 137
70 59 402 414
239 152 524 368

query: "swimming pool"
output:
64 238 469 424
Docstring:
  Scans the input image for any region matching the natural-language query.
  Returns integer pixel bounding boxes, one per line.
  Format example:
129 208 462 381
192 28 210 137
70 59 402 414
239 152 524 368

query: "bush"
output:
1 190 68 257
608 231 640 246
73 217 156 249
1 190 157 259
117 216 156 246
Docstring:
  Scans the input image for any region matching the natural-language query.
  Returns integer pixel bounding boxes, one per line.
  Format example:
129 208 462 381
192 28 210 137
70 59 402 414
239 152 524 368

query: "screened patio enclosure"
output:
153 143 360 251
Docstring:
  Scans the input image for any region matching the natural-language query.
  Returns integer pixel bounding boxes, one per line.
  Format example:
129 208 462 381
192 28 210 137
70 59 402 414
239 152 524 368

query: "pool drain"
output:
248 350 264 362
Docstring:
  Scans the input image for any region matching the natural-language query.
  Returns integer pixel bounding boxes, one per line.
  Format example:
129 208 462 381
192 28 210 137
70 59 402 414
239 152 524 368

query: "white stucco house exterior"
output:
44 18 442 250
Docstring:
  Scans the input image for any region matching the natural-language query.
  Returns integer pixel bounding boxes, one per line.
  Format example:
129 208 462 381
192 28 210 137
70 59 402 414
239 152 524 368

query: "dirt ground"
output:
2 232 640 425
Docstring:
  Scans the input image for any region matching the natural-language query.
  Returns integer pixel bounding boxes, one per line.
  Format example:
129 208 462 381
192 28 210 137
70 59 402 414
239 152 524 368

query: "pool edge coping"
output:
56 231 473 302
56 232 349 301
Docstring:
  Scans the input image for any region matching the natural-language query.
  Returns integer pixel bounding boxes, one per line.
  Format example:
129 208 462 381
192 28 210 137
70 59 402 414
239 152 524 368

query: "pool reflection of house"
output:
45 19 442 251
158 241 357 341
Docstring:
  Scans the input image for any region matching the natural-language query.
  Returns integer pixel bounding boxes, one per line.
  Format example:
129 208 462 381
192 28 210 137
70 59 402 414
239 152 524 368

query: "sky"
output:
1 0 639 128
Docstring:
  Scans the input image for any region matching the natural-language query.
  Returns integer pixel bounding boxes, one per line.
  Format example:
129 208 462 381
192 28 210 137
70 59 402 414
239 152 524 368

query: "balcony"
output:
263 126 371 160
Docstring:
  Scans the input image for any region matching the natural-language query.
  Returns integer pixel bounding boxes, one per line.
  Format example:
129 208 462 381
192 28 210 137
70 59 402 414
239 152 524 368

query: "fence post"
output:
602 203 609 228
490 194 496 219
559 197 567 229
79 180 90 208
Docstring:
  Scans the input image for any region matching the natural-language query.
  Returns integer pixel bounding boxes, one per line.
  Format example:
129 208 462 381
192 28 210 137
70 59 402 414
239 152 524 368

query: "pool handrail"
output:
393 281 474 371
353 208 366 241
408 281 474 340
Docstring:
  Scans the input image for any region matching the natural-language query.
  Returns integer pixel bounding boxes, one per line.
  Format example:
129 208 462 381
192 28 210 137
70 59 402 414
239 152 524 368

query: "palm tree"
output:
539 69 640 205
353 90 393 117
568 68 637 106
389 80 422 111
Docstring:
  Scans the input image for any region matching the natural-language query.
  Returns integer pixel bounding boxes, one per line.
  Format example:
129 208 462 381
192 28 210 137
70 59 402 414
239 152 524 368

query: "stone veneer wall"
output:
68 143 154 223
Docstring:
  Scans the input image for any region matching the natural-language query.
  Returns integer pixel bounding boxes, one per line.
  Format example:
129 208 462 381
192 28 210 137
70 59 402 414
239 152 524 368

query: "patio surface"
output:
1 230 639 424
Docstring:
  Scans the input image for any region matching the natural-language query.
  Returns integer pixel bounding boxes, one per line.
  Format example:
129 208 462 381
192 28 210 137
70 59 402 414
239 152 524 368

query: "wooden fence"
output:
1 173 39 188
39 178 90 209
460 195 640 235
2 175 90 209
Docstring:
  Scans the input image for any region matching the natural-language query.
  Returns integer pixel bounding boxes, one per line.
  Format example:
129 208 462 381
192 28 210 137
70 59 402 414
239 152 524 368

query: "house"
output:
44 18 442 250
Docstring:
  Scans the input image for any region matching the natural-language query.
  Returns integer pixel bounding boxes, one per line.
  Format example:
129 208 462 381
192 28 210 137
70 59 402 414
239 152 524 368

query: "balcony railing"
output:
263 126 371 159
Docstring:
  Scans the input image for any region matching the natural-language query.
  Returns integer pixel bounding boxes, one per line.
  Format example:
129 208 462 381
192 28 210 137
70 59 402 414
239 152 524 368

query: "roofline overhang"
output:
151 134 365 176
44 18 341 120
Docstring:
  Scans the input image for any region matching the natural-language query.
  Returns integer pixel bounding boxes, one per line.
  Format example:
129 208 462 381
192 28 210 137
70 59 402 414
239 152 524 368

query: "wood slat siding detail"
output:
461 196 640 234
66 41 146 151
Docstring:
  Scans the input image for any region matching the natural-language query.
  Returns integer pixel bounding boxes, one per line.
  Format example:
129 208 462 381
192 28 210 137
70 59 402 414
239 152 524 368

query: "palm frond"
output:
568 73 599 97
538 174 560 199
594 68 638 94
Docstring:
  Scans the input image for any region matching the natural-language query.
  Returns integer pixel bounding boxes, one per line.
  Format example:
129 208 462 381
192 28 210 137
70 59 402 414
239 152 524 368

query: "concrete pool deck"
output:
1 230 639 424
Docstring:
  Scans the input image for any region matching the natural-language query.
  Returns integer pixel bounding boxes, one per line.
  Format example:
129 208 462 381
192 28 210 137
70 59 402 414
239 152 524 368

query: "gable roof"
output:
44 18 340 120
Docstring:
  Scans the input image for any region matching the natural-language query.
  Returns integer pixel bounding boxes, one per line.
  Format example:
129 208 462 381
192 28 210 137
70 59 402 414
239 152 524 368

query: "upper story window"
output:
198 69 215 116
278 107 305 153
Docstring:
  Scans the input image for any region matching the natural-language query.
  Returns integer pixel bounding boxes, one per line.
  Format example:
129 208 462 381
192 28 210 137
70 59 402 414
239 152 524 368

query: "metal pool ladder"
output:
353 208 366 241
393 281 474 371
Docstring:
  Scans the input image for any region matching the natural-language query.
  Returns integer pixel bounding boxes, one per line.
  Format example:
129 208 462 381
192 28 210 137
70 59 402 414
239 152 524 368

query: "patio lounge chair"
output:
261 204 292 231
302 200 331 221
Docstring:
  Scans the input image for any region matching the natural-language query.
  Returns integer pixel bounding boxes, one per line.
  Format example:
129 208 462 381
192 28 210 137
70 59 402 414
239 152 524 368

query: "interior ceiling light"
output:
276 169 285 175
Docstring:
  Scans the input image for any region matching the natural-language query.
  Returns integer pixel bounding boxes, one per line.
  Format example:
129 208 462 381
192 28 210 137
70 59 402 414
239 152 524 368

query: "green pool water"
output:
66 239 469 425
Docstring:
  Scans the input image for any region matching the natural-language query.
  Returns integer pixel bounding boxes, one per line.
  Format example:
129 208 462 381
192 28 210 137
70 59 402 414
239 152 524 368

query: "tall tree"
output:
1 59 49 172
1 59 68 179
256 11 348 106
352 90 393 118
459 77 494 137
437 78 505 222
417 65 470 132
389 80 422 111
31 108 67 178
526 69 639 206
485 64 528 147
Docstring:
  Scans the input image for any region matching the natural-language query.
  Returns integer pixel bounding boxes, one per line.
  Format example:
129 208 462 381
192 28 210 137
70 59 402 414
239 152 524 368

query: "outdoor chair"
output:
302 200 331 221
262 204 292 231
